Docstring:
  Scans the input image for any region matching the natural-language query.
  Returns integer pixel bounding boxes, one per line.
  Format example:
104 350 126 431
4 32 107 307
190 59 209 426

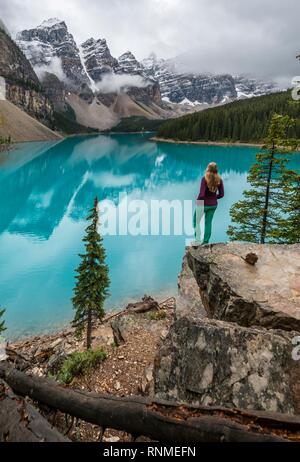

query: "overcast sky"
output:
1 0 300 86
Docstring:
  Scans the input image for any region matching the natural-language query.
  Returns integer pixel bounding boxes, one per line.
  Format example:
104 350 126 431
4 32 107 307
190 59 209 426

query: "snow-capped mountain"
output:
234 75 279 99
141 53 278 105
14 17 280 132
81 37 118 82
117 51 145 75
142 53 237 105
16 18 89 89
16 18 278 108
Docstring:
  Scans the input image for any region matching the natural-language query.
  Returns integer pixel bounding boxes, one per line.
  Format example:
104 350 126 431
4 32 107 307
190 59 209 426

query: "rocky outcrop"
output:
16 18 90 91
116 51 162 105
0 27 53 125
186 243 300 332
154 243 300 415
117 51 145 75
40 72 66 111
176 253 206 320
0 27 39 87
126 81 162 106
5 84 53 125
154 316 300 414
81 38 118 82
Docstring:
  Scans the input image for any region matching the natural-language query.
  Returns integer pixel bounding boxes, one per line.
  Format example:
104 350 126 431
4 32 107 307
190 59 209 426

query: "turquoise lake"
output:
1 134 299 339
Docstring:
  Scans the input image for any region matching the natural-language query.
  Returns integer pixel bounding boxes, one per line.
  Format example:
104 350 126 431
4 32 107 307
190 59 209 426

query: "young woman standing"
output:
193 162 224 245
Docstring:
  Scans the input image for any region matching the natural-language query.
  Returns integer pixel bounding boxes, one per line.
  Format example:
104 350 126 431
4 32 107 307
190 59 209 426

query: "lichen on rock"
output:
154 316 300 414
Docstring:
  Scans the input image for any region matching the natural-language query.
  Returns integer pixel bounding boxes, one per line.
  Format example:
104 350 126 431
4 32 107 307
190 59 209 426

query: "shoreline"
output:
151 136 263 148
8 290 176 343
1 131 157 147
1 134 264 147
10 308 123 350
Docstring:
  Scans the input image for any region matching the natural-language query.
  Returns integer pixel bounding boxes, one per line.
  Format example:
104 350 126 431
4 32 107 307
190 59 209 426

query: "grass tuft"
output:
57 348 107 384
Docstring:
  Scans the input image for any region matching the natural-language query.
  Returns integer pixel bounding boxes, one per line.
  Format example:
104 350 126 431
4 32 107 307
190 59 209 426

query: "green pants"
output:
193 205 217 244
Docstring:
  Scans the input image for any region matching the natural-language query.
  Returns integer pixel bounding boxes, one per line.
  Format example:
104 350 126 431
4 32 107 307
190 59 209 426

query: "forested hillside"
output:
109 116 164 133
158 91 300 143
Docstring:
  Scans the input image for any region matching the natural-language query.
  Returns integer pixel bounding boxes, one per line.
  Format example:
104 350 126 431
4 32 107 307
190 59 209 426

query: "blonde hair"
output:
205 162 221 193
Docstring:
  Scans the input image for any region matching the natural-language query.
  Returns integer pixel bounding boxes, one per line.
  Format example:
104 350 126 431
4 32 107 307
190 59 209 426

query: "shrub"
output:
57 348 107 384
146 310 167 321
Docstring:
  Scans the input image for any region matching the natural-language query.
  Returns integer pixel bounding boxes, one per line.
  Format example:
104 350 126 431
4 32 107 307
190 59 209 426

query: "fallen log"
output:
0 379 69 442
1 362 299 442
126 295 160 314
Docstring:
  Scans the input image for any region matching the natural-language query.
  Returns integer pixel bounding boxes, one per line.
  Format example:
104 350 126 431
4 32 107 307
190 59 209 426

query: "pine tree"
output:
274 170 300 243
0 307 6 335
72 197 110 349
227 114 298 243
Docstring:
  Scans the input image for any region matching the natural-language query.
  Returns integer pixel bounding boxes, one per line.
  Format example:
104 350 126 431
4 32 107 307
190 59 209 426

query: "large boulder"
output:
186 243 300 332
177 253 206 321
154 316 300 414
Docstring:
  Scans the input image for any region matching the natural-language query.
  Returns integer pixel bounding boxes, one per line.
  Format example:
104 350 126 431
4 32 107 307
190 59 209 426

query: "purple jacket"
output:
197 177 224 206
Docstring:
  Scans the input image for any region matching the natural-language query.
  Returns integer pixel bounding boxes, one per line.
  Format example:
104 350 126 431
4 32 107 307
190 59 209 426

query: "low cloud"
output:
2 0 300 85
95 73 149 94
34 56 67 82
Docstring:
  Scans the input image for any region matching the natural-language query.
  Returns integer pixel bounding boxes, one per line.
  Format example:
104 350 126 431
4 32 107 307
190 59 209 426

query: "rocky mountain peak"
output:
16 18 71 49
16 19 89 90
141 54 278 105
81 37 118 82
14 17 279 120
141 52 162 72
37 18 66 29
117 51 144 75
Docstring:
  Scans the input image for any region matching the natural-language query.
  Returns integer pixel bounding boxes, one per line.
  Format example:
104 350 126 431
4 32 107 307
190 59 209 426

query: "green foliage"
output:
0 308 6 335
57 348 107 384
146 309 167 321
228 114 299 243
158 91 300 143
72 197 110 349
274 170 300 243
0 135 11 146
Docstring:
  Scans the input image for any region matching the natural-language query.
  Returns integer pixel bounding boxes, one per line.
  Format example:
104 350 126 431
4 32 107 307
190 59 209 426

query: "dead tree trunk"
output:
0 362 298 442
0 379 69 442
126 296 160 314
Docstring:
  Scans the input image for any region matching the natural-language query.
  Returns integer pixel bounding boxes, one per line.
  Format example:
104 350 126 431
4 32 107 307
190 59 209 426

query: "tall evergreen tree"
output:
274 170 300 243
227 114 298 243
72 197 110 349
0 307 6 335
